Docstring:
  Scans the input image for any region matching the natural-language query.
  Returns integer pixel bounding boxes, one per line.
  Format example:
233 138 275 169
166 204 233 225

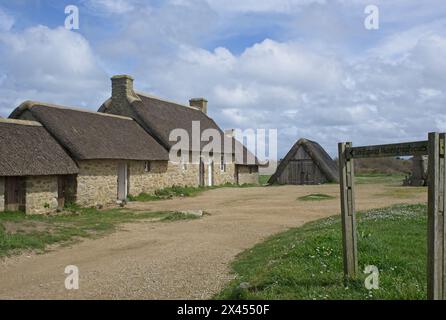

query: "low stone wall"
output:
0 177 4 212
237 165 260 185
26 176 58 215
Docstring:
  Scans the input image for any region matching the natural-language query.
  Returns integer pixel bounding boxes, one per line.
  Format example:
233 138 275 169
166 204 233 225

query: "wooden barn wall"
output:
277 146 327 185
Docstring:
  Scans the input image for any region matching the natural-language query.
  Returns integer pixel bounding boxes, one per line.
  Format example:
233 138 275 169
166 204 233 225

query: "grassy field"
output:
0 207 197 257
216 203 427 300
354 173 407 185
128 183 257 202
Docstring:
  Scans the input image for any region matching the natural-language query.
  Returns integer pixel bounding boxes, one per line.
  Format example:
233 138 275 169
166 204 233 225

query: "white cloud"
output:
83 0 137 14
0 25 108 115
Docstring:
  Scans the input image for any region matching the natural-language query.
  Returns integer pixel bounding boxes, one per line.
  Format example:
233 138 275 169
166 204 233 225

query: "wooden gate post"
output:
338 142 358 278
427 132 446 300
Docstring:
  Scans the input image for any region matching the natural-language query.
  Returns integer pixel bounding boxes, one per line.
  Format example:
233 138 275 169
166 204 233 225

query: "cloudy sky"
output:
1 1 446 158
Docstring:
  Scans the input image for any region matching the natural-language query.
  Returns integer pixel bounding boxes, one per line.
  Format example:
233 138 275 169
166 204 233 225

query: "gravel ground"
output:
0 184 426 299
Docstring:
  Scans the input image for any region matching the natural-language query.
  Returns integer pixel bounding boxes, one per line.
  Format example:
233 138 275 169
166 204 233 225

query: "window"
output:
144 161 151 172
249 166 253 174
220 155 226 172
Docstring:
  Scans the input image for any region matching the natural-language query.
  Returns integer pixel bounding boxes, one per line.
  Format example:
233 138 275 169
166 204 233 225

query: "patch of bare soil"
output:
0 183 426 299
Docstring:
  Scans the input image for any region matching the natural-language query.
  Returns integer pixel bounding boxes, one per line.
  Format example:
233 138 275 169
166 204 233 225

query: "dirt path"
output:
0 184 426 299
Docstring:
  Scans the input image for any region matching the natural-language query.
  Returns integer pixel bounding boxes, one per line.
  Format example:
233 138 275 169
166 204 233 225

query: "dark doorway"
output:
5 177 26 212
199 159 205 187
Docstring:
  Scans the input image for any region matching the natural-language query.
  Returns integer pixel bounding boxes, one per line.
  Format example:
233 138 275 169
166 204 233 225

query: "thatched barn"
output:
268 139 338 185
0 119 78 214
98 75 260 186
10 102 170 207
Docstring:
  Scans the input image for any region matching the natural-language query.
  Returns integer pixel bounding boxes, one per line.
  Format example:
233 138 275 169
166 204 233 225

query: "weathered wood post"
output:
427 132 446 300
338 142 358 278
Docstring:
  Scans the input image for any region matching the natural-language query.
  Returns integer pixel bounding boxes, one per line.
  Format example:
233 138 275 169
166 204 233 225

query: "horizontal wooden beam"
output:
347 140 428 159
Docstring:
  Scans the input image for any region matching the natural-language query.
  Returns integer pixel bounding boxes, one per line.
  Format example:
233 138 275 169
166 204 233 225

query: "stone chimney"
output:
189 98 208 114
225 129 235 137
111 75 136 102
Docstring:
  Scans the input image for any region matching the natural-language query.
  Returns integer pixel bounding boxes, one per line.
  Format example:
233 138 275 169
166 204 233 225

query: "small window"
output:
220 155 226 172
144 161 151 172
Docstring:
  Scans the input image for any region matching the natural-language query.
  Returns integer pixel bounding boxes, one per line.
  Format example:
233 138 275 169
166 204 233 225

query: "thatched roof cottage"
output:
99 75 260 186
10 102 170 207
0 118 78 214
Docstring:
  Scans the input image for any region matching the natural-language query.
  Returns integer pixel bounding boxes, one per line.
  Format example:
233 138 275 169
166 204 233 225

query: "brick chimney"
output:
189 98 208 114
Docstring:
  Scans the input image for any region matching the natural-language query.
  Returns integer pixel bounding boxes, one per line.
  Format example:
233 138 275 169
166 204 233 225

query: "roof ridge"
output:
135 91 202 112
0 118 42 127
18 101 134 121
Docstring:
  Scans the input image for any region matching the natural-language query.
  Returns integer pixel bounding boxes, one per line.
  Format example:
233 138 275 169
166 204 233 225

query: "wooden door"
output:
5 177 26 212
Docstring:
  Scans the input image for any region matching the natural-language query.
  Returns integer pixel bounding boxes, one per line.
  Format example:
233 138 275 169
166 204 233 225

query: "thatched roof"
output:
99 92 261 165
10 101 169 161
268 138 338 184
0 119 78 176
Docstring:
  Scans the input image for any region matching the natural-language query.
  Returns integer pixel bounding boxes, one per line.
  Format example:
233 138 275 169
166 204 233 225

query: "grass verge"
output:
354 173 407 185
216 203 427 300
298 194 335 201
128 183 257 202
0 207 198 257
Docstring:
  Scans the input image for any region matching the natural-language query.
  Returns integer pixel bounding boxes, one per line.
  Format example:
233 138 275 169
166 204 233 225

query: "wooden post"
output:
427 132 445 300
338 142 358 278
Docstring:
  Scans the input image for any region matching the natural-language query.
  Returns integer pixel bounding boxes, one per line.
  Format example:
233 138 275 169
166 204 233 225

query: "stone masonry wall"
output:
0 177 4 212
212 162 236 186
128 160 200 196
76 160 118 207
26 176 58 215
237 165 260 185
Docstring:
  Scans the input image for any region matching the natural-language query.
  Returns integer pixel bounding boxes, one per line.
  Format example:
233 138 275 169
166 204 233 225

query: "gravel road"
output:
0 184 426 299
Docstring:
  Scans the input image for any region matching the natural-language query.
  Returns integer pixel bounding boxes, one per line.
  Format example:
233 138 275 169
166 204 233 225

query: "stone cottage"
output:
98 75 260 186
0 118 79 214
10 101 171 207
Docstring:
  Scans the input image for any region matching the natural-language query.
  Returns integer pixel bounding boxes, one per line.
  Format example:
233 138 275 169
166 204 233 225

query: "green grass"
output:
355 173 407 185
259 175 271 185
216 203 427 300
0 206 198 257
298 194 336 201
128 183 258 202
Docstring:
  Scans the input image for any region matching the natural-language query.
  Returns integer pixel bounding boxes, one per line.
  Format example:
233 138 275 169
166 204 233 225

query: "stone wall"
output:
76 160 118 207
0 177 4 212
212 162 236 186
75 158 242 206
26 176 58 215
128 160 200 196
237 165 260 185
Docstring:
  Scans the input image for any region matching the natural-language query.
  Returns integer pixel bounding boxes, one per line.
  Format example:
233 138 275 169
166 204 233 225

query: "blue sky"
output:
1 0 446 158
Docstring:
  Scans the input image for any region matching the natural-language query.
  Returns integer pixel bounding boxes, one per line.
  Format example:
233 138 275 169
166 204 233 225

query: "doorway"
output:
199 158 205 187
207 161 214 186
117 163 128 201
5 177 26 212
